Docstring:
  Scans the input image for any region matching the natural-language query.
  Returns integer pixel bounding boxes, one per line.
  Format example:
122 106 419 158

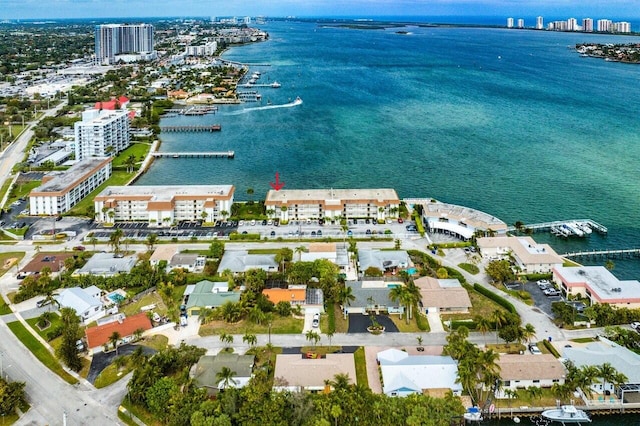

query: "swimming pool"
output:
406 268 417 275
107 293 125 303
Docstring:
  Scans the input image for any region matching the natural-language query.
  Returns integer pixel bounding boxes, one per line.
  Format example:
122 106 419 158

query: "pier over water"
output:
152 151 234 159
160 125 221 132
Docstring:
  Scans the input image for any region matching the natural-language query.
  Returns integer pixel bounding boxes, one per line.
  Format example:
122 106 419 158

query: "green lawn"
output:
0 296 10 315
458 263 480 275
95 360 133 389
8 180 41 204
0 251 23 278
26 313 63 341
388 313 424 333
0 179 13 207
111 143 151 168
6 321 78 384
441 285 508 323
199 316 303 336
332 303 349 333
353 347 369 388
140 335 169 351
120 292 167 317
570 337 596 343
66 170 134 217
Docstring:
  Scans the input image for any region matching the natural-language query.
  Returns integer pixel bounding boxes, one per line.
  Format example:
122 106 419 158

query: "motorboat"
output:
463 407 482 423
271 81 281 88
541 405 591 423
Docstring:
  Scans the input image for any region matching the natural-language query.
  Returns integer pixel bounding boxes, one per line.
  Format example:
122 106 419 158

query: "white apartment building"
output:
29 157 112 216
94 185 235 226
597 19 613 32
185 41 218 56
517 19 524 29
567 18 578 31
583 18 594 32
536 16 544 30
264 188 400 222
507 17 514 28
614 22 631 33
95 24 154 64
74 109 130 160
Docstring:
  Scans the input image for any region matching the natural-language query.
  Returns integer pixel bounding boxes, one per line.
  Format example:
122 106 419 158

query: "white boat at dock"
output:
565 222 585 237
541 405 591 423
463 407 482 423
576 222 593 235
271 81 281 88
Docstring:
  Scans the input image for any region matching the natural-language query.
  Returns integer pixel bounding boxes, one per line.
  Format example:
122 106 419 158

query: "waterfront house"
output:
477 236 563 274
376 348 462 397
273 353 357 392
495 354 566 398
192 353 255 395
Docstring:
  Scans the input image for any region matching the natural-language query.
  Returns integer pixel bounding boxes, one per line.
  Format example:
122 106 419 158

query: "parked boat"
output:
271 81 281 88
463 407 482 423
576 222 592 235
542 405 591 423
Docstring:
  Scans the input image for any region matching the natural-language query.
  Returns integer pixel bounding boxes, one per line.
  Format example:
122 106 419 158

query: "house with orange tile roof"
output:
94 96 130 110
85 312 152 352
263 286 307 306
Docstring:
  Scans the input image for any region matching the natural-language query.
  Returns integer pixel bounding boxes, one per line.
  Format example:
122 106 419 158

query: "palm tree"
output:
89 236 98 251
216 366 237 390
389 285 409 323
491 309 507 344
597 362 618 395
329 373 351 392
525 386 543 401
109 331 121 355
219 332 234 349
575 365 599 398
338 285 355 319
305 330 320 347
145 233 158 251
242 333 257 348
124 154 137 173
404 279 421 320
109 228 124 254
551 382 574 403
475 316 492 346
522 323 536 345
327 330 334 347
294 245 306 260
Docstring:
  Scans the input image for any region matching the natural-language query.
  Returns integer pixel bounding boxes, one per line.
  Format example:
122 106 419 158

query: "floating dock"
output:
152 151 234 159
507 219 607 236
562 248 640 259
160 125 221 132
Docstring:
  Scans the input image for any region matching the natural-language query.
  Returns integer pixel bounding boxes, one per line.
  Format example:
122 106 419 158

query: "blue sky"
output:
1 0 638 20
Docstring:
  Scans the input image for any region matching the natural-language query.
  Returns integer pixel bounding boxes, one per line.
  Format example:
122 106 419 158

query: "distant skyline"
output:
1 0 639 21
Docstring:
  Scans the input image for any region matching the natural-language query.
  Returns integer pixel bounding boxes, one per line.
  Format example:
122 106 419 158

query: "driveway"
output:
87 343 156 384
524 281 564 317
302 307 320 333
347 313 399 334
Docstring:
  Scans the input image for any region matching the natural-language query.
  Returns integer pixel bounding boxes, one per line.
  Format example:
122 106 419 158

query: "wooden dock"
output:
160 125 221 132
562 248 640 259
152 151 234 159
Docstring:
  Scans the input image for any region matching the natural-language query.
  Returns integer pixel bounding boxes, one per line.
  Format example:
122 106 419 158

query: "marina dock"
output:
562 248 640 259
160 125 221 132
152 151 234 159
507 219 608 236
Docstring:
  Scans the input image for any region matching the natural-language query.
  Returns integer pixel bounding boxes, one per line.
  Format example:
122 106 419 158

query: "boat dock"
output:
163 106 217 115
159 125 221 132
507 219 608 236
152 151 234 159
237 83 282 88
562 248 640 259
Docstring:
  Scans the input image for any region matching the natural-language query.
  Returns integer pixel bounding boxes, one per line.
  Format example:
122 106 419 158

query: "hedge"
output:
542 339 560 357
416 312 430 331
326 300 336 334
473 283 517 314
451 320 478 330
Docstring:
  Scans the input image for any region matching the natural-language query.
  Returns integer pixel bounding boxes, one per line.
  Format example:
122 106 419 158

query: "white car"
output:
529 344 542 355
537 279 551 287
312 313 320 328
631 322 640 331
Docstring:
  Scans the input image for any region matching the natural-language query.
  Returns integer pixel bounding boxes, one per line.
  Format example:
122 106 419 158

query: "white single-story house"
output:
217 250 278 275
192 353 255 395
55 286 105 324
168 253 206 272
344 280 404 315
496 354 566 398
75 252 137 277
149 244 179 267
377 348 462 397
358 249 410 275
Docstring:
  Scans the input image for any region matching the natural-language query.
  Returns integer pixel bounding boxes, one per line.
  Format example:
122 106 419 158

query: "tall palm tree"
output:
491 310 508 344
329 373 351 392
242 333 257 348
522 323 536 345
305 330 320 347
475 316 492 346
145 233 158 251
597 362 618 395
389 285 409 323
338 285 355 319
109 331 121 355
404 279 421 320
109 228 124 254
219 332 233 348
216 366 237 390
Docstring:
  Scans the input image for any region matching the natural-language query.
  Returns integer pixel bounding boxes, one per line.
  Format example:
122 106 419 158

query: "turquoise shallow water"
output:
137 21 640 279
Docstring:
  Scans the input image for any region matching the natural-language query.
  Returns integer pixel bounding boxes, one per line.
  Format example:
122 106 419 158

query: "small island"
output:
576 42 640 63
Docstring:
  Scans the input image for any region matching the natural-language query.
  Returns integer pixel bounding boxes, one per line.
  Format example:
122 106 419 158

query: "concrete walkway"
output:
427 310 445 332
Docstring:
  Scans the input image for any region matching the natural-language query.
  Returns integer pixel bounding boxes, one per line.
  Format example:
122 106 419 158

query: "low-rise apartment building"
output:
94 185 234 226
477 236 563 274
553 266 640 308
29 157 112 216
264 188 400 222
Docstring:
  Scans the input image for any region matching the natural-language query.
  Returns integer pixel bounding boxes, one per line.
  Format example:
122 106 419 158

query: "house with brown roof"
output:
85 312 152 352
300 243 349 272
414 276 472 314
263 286 307 306
273 354 357 392
496 354 566 398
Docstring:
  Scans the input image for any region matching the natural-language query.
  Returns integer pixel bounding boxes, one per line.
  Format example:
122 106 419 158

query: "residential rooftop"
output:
420 201 508 231
265 188 399 204
30 157 112 194
94 185 235 202
554 266 640 301
497 354 565 381
478 236 564 265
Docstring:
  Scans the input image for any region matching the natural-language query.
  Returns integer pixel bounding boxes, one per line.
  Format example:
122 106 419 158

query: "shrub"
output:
542 339 560 357
458 263 480 275
275 301 291 317
473 283 517 314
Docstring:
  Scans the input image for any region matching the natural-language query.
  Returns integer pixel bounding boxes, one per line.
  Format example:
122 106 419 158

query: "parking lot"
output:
524 280 564 317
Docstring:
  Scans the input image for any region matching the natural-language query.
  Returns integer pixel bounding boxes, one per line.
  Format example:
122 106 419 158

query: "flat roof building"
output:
477 236 563 274
420 201 507 240
264 188 400 222
553 266 640 308
94 185 234 226
74 109 130 160
29 157 112 216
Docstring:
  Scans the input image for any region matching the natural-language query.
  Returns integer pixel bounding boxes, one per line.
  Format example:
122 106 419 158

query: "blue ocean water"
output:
137 21 640 279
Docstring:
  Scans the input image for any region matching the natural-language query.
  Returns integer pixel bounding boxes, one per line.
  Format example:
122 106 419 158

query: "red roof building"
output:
85 312 152 349
94 96 130 110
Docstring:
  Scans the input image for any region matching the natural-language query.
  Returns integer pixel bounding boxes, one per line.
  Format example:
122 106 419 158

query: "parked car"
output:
529 344 542 355
631 322 640 331
544 288 561 297
312 313 320 328
73 245 86 251
537 279 551 287
270 230 276 236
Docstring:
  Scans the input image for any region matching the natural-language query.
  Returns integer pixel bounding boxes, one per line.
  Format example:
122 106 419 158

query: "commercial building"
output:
552 266 640 308
29 157 112 216
74 109 130 160
265 188 400 222
185 41 218 56
94 185 234 226
420 201 507 240
477 236 563 274
95 24 154 64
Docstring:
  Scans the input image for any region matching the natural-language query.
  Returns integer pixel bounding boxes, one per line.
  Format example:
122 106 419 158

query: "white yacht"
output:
542 405 591 423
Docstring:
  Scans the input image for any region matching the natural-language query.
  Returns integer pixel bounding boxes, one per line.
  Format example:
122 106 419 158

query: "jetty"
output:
507 219 607 236
152 151 234 159
160 125 221 132
562 248 640 259
237 83 282 88
164 106 217 115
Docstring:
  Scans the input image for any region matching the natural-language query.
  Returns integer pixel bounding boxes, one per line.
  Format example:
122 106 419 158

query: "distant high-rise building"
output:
567 18 578 31
614 21 631 33
517 19 525 29
536 16 544 30
597 19 613 32
243 16 251 25
582 18 594 32
507 17 514 28
95 24 154 64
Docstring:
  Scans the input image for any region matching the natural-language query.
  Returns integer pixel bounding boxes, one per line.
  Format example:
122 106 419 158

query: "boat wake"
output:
222 97 302 115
